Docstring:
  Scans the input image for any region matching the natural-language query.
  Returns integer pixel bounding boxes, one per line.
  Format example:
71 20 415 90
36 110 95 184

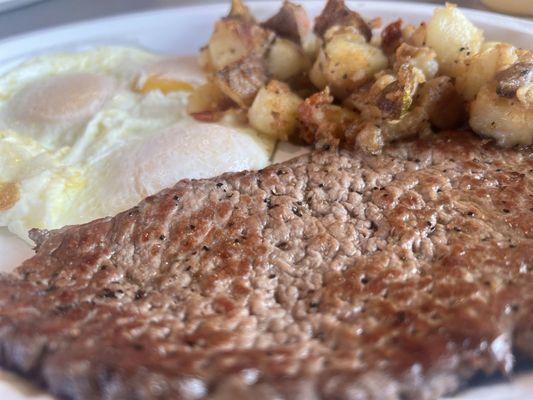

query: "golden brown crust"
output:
495 62 533 98
296 88 359 145
417 76 466 130
213 55 268 107
314 0 372 41
0 182 19 212
262 1 311 44
381 19 403 56
228 0 256 23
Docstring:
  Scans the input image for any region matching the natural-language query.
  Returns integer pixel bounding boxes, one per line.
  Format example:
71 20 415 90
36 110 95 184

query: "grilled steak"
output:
0 132 532 400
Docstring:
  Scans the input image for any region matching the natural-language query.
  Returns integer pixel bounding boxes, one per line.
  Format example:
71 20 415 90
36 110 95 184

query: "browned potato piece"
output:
208 18 274 70
376 65 423 120
187 82 233 115
470 83 533 146
377 80 414 120
348 69 435 148
355 122 384 154
517 49 533 64
394 43 438 80
267 38 311 81
309 49 328 90
228 0 256 23
311 27 388 98
455 42 518 101
213 55 268 108
248 80 303 140
382 105 432 142
381 19 403 56
403 22 427 48
198 46 214 72
417 76 465 130
314 0 371 42
297 89 360 145
262 1 311 44
495 62 533 98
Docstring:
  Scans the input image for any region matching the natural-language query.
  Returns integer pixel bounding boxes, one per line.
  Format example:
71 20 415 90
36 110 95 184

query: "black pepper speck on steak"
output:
0 132 532 400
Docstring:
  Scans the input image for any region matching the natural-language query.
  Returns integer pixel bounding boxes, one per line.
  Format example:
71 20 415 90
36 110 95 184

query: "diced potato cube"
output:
198 46 214 72
208 18 273 70
455 43 518 101
187 82 230 114
248 80 303 140
426 3 484 76
228 0 255 22
312 28 388 97
213 55 268 108
267 38 310 81
262 0 311 44
470 83 533 146
394 43 439 80
309 50 328 90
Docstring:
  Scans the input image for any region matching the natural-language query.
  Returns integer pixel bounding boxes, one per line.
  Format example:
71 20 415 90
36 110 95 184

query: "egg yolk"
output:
10 73 113 125
0 182 19 211
136 75 194 94
134 57 204 94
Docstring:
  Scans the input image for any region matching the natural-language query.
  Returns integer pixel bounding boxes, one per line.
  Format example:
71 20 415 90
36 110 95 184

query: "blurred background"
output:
0 0 531 38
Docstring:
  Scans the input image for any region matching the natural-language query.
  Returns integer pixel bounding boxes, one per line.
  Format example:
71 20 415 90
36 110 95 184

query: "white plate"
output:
0 2 532 399
0 0 45 13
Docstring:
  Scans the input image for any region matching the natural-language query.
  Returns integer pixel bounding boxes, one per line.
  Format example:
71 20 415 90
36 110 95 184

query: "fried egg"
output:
0 47 274 242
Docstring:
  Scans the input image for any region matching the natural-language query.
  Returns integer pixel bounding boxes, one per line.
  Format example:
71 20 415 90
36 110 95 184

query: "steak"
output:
0 132 532 400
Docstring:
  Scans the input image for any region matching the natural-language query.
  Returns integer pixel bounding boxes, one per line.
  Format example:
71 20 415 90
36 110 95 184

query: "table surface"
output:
0 0 501 39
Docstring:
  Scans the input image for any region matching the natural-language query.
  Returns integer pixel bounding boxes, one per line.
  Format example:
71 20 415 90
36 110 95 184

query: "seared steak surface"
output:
0 132 532 400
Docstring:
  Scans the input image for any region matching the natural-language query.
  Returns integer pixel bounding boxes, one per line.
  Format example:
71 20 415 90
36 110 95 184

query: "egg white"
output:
0 47 275 242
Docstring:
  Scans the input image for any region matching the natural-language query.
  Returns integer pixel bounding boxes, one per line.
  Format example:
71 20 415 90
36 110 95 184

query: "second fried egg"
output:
0 47 274 241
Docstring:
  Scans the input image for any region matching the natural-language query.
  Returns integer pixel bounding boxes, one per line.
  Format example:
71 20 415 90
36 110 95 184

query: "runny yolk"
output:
0 182 20 211
136 75 194 94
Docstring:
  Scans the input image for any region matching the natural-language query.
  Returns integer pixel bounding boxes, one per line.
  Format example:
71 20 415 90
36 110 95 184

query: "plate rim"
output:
0 0 45 14
0 0 531 51
0 2 532 399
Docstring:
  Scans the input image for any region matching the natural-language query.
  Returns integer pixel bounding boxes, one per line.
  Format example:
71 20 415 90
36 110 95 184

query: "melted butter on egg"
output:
0 182 20 211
